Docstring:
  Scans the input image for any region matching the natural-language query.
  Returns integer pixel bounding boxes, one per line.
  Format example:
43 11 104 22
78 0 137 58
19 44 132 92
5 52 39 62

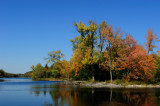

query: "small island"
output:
22 20 160 88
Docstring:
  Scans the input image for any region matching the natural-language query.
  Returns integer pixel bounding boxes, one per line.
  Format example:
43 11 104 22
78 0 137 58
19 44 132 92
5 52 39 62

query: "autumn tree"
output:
70 20 98 81
88 20 98 81
61 59 72 80
129 45 155 80
116 35 137 80
101 25 122 83
98 21 107 67
70 48 83 76
117 35 155 81
145 28 159 55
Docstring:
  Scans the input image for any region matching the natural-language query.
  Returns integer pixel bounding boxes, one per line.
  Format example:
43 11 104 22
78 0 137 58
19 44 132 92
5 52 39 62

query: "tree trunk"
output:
68 74 70 80
109 53 112 83
99 34 102 68
91 33 95 81
99 34 104 68
147 49 150 60
108 44 112 83
92 65 95 81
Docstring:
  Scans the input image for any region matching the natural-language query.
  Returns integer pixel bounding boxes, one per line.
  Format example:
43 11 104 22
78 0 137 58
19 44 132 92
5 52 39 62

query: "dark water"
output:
0 78 160 106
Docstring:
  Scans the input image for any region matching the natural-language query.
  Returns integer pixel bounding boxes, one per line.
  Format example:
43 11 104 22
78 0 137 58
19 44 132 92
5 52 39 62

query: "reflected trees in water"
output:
30 84 160 106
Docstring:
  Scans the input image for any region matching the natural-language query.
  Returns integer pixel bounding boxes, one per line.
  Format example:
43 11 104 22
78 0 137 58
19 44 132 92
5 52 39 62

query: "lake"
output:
0 78 160 106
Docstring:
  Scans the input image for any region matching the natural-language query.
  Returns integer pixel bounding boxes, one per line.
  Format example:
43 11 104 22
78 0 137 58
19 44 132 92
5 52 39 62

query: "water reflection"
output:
0 79 4 82
30 84 160 106
1 78 160 106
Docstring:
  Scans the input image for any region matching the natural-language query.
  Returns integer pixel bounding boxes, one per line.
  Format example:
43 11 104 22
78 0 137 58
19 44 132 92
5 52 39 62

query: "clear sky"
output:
0 0 160 74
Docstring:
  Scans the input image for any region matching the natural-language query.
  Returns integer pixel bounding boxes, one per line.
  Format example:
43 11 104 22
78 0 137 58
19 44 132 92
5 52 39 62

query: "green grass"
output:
114 79 123 85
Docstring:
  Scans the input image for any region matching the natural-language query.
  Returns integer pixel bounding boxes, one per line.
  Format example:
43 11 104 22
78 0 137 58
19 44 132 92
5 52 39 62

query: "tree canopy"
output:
29 20 160 83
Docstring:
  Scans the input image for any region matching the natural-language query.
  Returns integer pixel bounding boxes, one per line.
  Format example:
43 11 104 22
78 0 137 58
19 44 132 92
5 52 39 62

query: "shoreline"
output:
81 82 160 88
46 79 160 88
2 77 159 88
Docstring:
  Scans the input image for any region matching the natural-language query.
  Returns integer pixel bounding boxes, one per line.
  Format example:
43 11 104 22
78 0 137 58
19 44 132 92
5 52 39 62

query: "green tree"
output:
0 69 5 77
46 50 64 64
153 52 160 82
31 63 45 80
46 50 65 78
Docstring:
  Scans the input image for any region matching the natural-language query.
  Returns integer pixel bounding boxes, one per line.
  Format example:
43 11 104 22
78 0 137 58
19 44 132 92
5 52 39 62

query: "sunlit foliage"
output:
29 20 160 83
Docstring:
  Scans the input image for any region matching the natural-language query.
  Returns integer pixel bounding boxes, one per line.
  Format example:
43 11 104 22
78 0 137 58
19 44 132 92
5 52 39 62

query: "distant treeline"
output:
0 69 25 78
23 71 32 78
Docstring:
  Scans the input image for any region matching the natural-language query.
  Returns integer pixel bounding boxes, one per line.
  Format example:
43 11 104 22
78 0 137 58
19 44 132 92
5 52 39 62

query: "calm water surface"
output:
0 78 160 106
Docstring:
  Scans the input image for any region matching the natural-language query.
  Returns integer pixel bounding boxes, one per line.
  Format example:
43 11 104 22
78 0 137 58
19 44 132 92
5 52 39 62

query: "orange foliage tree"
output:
101 25 122 83
145 28 159 55
70 48 83 76
117 35 155 81
61 59 72 80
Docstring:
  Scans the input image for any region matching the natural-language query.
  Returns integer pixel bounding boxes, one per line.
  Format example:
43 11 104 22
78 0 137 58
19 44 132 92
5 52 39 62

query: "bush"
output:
115 79 123 85
155 69 160 82
77 65 92 80
51 69 61 78
70 65 92 80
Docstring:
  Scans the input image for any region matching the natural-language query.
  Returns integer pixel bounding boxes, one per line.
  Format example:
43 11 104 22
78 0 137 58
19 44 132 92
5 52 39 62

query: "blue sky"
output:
0 0 160 74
